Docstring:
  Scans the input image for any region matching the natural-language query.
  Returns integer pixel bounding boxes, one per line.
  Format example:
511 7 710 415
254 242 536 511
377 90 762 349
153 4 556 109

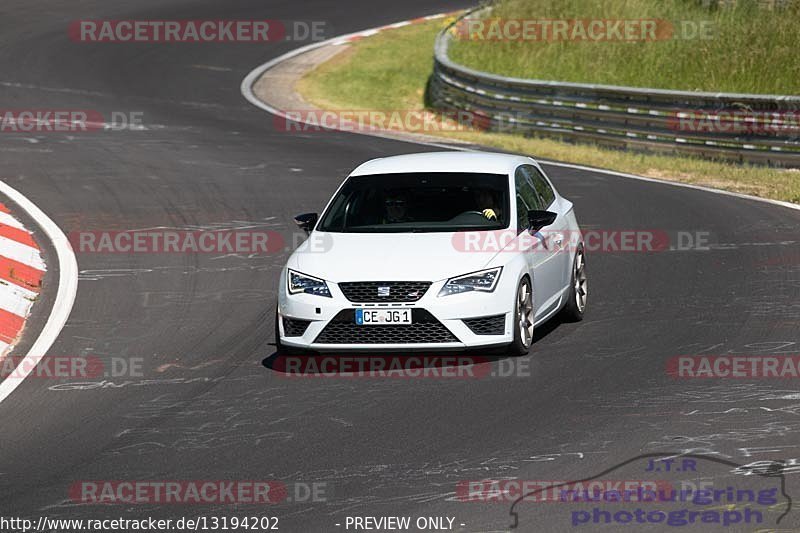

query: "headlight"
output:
438 267 502 297
288 269 332 298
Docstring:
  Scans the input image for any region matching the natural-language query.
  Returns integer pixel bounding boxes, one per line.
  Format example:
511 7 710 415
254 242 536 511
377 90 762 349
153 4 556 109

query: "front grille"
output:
338 281 431 303
315 309 458 344
282 317 311 337
463 314 506 335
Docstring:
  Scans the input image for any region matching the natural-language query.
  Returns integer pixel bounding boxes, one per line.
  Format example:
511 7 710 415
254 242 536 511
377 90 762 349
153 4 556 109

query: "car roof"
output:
349 151 535 177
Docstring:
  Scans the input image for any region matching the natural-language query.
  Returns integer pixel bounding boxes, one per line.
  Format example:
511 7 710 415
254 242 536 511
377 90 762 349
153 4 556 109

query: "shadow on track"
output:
260 310 565 376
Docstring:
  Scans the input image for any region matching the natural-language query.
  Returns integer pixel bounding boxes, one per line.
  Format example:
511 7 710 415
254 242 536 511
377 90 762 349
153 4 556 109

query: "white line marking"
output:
191 64 233 72
0 181 79 404
240 16 800 214
538 160 800 212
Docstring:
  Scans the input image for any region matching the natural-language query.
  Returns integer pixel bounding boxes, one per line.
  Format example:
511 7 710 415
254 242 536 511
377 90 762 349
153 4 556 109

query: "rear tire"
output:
561 246 587 322
509 277 534 356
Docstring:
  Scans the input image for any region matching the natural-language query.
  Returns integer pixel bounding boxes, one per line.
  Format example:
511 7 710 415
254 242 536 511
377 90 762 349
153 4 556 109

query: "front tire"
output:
561 246 587 322
510 277 534 356
274 306 285 355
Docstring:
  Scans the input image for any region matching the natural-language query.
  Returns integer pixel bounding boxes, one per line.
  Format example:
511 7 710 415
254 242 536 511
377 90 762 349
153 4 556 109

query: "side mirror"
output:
527 210 557 232
294 212 318 233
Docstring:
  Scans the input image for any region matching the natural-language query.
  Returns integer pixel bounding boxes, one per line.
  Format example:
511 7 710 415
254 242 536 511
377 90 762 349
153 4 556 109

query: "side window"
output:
516 196 529 233
526 165 556 208
515 166 542 232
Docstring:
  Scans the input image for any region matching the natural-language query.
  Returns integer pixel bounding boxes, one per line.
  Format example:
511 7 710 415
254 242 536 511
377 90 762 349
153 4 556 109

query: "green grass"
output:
297 18 800 204
297 22 441 111
449 0 800 94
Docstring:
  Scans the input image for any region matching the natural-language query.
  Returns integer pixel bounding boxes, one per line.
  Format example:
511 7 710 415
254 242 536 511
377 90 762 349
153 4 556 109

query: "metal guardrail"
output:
428 8 800 166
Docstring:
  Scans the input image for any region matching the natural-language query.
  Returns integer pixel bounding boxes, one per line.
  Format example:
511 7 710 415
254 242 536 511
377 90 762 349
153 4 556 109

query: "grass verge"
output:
449 0 800 94
297 18 800 204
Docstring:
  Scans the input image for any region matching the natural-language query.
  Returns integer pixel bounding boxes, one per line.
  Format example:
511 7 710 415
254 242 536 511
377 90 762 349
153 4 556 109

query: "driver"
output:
474 189 499 221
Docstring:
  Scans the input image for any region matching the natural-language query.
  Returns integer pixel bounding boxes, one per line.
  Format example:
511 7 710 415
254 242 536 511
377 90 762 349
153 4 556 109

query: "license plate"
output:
355 309 413 325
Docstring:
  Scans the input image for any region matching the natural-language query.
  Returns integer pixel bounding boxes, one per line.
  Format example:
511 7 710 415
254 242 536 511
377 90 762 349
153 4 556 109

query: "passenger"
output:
384 193 412 223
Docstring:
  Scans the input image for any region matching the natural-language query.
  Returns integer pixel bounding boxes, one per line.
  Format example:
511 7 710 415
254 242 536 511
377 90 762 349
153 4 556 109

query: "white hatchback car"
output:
276 152 586 355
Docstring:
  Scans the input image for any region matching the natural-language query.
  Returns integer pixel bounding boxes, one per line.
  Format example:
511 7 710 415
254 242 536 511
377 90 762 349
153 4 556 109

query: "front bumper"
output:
277 274 515 352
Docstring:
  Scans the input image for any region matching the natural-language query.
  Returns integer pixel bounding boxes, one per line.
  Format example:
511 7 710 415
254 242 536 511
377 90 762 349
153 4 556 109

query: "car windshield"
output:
317 172 510 233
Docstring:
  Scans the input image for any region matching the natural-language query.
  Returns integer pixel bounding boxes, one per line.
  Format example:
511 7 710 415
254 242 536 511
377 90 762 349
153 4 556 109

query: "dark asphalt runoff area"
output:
0 1 799 532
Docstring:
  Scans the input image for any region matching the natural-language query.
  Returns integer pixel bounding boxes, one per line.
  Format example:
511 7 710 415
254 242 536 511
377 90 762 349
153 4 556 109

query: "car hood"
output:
288 231 502 282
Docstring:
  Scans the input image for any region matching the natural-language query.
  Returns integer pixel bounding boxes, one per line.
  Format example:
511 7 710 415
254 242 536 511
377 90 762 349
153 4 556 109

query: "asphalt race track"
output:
1 1 800 532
